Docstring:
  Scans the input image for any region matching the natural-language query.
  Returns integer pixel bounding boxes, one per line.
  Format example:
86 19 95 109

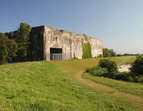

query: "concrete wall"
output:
43 25 103 61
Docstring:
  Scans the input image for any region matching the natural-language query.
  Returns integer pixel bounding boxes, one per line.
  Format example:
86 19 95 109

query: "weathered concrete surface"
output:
43 25 103 61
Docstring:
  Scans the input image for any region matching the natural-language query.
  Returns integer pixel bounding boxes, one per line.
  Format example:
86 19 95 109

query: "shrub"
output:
97 54 102 58
116 54 122 57
86 57 143 83
134 75 143 83
126 75 134 82
87 67 108 76
114 72 132 81
131 55 143 76
73 53 78 59
86 68 91 73
99 59 118 76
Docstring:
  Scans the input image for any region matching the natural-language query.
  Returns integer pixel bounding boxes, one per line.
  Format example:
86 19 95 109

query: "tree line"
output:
103 48 141 57
0 22 31 65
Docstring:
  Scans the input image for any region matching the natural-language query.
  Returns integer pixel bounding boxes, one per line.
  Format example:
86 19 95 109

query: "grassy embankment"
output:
52 56 143 110
0 56 143 111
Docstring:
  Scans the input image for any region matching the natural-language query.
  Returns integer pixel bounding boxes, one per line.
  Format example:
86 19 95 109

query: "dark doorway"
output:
50 48 62 60
50 48 62 54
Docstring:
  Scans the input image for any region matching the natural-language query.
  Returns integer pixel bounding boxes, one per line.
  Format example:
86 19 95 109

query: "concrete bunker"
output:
7 25 103 61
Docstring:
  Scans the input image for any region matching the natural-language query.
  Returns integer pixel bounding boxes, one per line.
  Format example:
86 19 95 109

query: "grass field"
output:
82 73 143 97
51 56 136 72
0 56 143 111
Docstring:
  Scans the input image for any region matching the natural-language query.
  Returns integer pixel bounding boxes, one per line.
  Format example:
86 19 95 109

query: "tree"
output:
103 48 116 57
99 59 118 77
103 48 109 57
0 34 8 64
16 22 31 61
6 39 18 62
131 55 143 76
0 33 18 64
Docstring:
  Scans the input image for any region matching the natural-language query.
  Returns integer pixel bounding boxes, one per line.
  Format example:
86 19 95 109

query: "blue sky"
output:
0 0 143 54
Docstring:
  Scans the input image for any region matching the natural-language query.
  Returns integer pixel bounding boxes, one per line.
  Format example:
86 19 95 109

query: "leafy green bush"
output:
86 58 143 83
131 55 143 76
73 53 79 59
114 72 133 81
99 59 118 77
86 59 118 78
134 75 143 82
97 54 102 58
86 67 108 76
116 54 122 57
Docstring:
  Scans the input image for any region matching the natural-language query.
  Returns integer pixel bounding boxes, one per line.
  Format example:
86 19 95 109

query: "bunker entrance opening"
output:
50 48 62 60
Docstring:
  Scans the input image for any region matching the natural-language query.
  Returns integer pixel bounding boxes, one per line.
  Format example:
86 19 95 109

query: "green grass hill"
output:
0 56 143 111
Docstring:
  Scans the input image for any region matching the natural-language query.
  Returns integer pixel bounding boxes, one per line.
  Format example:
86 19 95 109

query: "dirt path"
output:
73 71 143 110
